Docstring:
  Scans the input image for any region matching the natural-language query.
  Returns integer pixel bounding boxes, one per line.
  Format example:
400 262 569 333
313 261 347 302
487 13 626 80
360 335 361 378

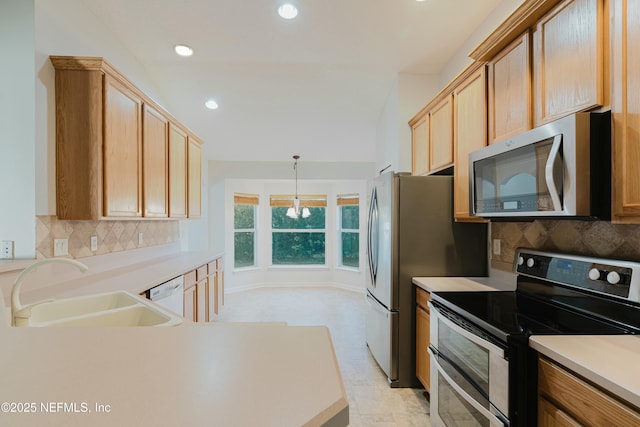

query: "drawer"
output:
196 265 208 281
416 287 430 311
184 270 197 289
208 261 216 273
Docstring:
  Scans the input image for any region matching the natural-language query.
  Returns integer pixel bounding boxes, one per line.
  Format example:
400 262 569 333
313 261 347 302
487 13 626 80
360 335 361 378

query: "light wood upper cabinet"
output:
429 94 454 172
533 0 605 126
143 104 169 218
611 0 640 223
103 75 143 218
188 137 203 218
410 113 429 176
51 56 204 220
169 124 188 218
488 32 532 144
453 66 488 221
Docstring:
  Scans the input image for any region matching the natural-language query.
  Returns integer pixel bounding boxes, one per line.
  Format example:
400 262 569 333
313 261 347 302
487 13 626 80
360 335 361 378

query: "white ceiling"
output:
79 0 505 162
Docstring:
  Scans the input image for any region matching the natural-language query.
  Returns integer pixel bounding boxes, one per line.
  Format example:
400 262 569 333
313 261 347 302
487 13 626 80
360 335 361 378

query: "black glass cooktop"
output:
431 277 640 343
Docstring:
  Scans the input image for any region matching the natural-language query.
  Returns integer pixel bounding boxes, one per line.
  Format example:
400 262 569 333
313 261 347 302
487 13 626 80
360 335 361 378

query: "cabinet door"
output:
168 124 188 218
188 137 202 218
454 67 488 221
142 104 169 217
538 397 581 427
218 258 225 306
612 0 640 222
208 270 219 318
103 75 143 217
411 114 429 176
533 0 604 126
416 305 430 392
183 285 197 322
488 32 532 144
196 278 207 322
429 94 454 172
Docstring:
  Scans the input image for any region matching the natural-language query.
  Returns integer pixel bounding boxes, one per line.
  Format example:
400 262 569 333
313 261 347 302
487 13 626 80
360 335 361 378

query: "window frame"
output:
233 193 259 269
269 194 328 266
337 194 360 270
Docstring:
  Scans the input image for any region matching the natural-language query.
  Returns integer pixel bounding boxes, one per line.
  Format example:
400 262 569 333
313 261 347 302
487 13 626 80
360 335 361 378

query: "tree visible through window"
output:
234 193 258 268
270 195 327 265
338 194 359 268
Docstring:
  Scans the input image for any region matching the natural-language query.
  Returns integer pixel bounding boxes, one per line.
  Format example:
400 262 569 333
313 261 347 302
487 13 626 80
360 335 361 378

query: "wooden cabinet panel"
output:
196 265 208 281
538 397 582 427
488 32 532 144
188 137 202 218
103 75 143 217
416 287 430 311
453 67 488 222
612 0 640 222
429 94 454 172
168 124 188 218
143 104 169 218
183 284 197 322
196 278 207 322
218 258 225 307
533 0 604 126
538 357 640 426
411 114 429 176
416 289 430 392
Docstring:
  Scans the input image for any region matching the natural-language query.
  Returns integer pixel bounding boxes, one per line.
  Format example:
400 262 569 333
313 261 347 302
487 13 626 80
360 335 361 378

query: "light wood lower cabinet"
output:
183 270 197 322
538 356 640 426
184 256 225 322
415 287 430 392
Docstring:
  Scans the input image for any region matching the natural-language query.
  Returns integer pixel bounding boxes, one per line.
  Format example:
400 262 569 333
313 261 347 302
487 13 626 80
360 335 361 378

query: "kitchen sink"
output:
22 291 183 327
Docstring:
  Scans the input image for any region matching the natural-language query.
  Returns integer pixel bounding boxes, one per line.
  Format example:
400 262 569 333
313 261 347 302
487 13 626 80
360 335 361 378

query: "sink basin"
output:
23 291 183 327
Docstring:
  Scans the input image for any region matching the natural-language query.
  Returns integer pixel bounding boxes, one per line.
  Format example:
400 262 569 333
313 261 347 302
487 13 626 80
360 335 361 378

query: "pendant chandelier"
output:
286 155 311 219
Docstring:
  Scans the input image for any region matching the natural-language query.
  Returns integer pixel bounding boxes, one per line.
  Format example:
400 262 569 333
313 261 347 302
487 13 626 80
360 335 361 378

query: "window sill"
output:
268 264 329 271
233 266 260 273
336 266 360 273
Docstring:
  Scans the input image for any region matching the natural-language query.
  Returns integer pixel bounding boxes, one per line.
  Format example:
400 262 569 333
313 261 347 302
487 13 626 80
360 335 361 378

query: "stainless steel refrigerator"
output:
365 172 488 388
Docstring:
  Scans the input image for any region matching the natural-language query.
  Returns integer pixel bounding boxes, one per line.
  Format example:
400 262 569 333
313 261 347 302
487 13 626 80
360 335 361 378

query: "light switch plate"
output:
1 240 14 259
138 232 144 245
492 239 501 256
90 236 98 252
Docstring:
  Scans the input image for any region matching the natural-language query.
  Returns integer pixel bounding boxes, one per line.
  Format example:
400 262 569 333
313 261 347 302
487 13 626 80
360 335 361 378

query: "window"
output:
270 194 327 265
338 194 359 268
234 193 258 268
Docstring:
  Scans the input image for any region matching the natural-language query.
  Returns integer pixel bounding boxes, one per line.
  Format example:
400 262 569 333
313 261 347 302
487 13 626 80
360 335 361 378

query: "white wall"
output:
0 0 36 259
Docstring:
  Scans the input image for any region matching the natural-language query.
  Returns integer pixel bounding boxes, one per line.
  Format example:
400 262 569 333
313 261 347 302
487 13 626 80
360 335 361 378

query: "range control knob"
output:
517 256 524 266
526 258 535 268
588 268 602 281
606 271 621 285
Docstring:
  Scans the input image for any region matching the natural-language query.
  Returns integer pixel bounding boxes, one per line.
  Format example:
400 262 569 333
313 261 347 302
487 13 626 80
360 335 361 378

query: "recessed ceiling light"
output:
205 99 219 110
278 3 298 19
174 45 194 57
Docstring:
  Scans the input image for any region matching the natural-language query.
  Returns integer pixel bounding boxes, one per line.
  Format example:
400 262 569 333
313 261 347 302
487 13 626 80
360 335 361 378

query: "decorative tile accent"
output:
492 220 640 267
36 216 180 259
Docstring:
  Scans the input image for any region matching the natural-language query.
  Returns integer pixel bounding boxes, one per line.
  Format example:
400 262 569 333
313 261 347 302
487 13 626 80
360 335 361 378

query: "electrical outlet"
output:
1 240 14 259
138 232 144 245
90 236 98 252
54 238 69 257
492 239 501 256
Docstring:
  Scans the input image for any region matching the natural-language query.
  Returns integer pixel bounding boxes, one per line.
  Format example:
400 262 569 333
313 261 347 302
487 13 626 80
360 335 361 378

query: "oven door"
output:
429 302 509 425
429 348 507 427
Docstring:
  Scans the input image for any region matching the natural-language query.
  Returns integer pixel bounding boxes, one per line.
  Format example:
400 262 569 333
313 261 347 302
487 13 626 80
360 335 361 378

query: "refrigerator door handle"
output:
367 186 379 286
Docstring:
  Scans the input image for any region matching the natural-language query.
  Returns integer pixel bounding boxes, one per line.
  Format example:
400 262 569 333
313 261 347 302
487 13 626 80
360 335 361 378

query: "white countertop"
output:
530 335 640 409
412 269 516 293
0 248 349 426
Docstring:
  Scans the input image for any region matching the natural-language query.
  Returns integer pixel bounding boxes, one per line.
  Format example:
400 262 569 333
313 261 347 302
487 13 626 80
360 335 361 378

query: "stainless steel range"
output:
429 248 640 427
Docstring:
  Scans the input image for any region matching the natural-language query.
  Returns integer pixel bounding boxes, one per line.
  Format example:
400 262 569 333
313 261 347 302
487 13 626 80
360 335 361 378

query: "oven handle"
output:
429 347 506 427
429 302 505 358
545 134 563 212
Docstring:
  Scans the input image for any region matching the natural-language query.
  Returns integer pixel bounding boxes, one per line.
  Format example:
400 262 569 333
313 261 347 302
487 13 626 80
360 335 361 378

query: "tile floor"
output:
215 287 431 426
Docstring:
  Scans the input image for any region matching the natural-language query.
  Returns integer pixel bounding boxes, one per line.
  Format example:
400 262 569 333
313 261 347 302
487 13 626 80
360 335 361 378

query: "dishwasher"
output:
148 276 184 317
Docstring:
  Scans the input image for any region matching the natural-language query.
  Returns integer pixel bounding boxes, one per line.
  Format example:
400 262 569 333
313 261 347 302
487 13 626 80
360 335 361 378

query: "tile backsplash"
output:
36 216 180 259
491 220 640 269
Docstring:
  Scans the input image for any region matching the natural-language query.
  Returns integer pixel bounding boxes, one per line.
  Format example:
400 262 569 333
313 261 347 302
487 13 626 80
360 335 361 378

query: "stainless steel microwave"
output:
469 111 611 218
